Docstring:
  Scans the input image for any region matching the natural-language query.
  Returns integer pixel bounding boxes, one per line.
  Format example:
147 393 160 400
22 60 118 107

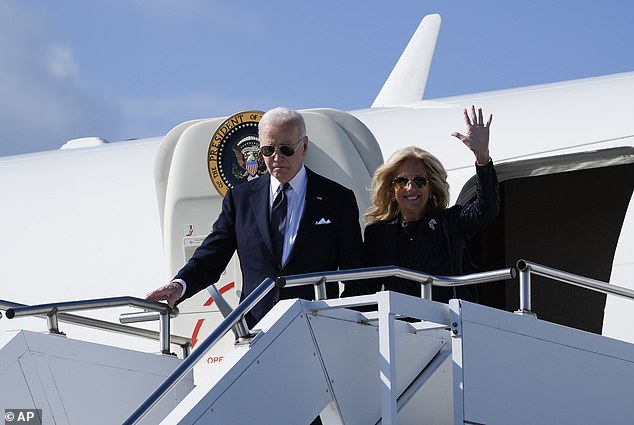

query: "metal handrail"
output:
2 297 189 356
280 265 516 300
123 277 280 425
126 265 514 423
123 261 634 423
516 259 634 313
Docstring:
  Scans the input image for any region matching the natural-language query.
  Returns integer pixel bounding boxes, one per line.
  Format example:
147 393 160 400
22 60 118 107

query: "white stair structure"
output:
0 329 194 425
162 292 453 425
160 295 634 425
4 264 634 425
130 264 634 425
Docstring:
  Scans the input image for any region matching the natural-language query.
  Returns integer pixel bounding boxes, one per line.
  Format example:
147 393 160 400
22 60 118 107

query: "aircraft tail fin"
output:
371 14 441 108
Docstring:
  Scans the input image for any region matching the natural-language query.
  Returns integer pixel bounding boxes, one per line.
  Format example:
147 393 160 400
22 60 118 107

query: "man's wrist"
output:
172 279 186 298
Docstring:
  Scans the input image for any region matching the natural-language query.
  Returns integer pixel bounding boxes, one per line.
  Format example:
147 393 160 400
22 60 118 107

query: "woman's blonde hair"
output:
365 146 450 224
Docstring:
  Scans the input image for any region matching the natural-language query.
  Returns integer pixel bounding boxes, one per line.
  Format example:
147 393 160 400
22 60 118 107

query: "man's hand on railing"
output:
145 282 183 308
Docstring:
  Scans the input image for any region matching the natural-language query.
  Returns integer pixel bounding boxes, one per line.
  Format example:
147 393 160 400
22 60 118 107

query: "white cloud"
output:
47 44 78 79
0 2 124 156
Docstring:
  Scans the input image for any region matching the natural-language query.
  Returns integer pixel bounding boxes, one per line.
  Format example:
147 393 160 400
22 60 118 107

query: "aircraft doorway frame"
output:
457 147 634 333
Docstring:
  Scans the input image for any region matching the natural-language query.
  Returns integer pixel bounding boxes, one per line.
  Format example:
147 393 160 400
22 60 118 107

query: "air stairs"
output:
131 262 634 425
3 262 634 424
0 329 194 425
152 295 634 425
0 298 194 425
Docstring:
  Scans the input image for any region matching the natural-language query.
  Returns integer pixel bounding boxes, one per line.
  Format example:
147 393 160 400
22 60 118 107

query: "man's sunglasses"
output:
392 176 428 189
260 138 304 157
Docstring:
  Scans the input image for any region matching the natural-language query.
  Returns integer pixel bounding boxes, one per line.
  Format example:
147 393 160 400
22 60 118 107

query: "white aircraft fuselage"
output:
1 14 632 363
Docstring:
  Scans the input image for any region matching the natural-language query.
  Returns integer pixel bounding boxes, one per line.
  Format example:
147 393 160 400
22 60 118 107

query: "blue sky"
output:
1 0 633 156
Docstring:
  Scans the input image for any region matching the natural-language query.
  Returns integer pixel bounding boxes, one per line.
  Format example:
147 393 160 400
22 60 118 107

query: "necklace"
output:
400 219 418 241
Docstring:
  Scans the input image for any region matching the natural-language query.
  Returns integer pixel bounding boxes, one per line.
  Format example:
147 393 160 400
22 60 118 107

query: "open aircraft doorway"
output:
460 147 634 333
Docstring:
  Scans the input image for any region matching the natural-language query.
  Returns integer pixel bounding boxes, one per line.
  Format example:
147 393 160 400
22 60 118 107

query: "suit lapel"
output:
250 174 276 260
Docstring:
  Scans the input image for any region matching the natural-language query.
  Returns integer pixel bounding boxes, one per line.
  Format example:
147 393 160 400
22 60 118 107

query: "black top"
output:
343 160 499 303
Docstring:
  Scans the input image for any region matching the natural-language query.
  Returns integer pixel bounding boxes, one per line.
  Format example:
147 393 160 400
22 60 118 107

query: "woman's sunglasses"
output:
260 138 304 157
392 176 428 189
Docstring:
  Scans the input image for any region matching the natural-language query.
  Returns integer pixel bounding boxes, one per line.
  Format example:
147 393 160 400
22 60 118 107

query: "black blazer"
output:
176 167 364 324
344 161 499 302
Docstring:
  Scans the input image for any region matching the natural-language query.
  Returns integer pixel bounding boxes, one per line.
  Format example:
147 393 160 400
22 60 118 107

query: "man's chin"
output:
270 169 287 181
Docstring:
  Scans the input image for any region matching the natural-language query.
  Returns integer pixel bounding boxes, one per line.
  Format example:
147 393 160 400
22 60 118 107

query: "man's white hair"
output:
258 107 306 137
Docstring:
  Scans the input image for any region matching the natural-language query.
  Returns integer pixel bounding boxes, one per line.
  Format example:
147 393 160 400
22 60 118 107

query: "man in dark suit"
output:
146 107 364 327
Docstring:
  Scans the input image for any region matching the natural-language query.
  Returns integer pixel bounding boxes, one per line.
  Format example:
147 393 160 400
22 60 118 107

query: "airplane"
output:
1 13 633 425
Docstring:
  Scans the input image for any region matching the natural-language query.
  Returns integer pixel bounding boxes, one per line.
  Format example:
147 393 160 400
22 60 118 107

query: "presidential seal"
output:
208 110 267 197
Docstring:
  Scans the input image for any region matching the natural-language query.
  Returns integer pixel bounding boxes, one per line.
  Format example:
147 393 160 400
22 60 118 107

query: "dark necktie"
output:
270 182 290 263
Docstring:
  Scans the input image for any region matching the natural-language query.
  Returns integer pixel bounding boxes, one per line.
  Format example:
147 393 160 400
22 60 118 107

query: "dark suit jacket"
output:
343 161 499 302
175 167 364 325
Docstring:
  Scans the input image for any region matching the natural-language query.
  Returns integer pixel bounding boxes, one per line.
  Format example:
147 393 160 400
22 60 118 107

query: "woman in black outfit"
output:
343 105 499 303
